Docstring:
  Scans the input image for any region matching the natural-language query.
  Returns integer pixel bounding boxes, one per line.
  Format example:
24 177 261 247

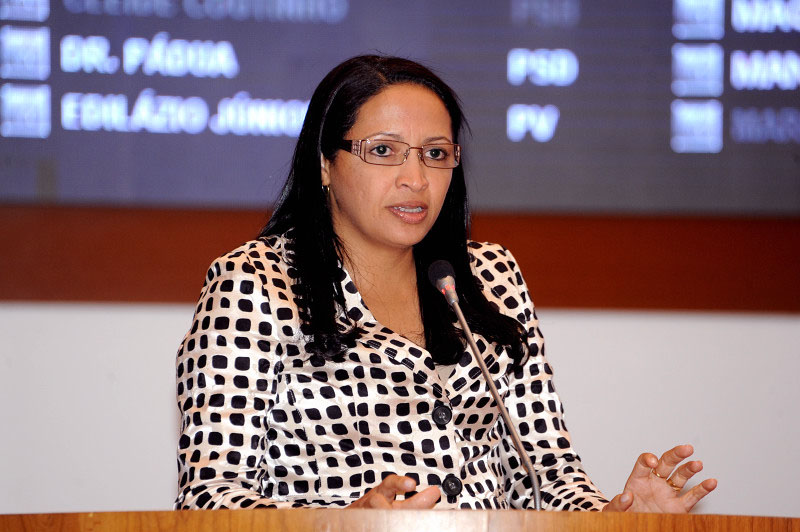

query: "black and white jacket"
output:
175 234 607 511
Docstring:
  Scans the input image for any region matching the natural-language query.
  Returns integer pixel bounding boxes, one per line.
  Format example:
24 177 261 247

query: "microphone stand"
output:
448 299 543 511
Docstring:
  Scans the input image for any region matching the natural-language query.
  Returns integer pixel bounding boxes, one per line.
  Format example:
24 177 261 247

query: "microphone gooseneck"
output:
427 260 543 511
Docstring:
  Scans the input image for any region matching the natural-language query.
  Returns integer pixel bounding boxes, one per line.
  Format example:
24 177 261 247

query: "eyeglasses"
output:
340 138 461 169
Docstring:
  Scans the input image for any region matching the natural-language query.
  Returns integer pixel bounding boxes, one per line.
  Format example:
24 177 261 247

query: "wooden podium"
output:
1 510 798 531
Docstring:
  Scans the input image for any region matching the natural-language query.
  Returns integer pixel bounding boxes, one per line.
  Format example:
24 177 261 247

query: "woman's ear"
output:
320 154 331 187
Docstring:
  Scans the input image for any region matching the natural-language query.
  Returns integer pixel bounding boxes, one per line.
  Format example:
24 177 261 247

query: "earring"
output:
322 184 329 195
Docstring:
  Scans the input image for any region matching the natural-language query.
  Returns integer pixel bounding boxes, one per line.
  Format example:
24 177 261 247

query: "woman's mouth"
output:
389 204 428 223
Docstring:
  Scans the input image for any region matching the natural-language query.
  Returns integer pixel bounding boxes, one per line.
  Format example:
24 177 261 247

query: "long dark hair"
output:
262 55 525 367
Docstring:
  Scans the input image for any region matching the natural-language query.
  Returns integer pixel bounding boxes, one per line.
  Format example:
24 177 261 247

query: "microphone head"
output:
428 260 455 288
428 260 458 305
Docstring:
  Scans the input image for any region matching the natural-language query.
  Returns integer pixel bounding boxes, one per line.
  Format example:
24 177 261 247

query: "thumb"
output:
398 486 441 509
603 491 633 512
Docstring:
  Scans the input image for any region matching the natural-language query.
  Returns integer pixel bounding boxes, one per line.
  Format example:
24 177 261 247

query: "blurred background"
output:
1 0 798 516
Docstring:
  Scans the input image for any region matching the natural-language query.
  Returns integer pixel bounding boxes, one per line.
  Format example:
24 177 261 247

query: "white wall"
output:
0 303 797 517
544 310 800 518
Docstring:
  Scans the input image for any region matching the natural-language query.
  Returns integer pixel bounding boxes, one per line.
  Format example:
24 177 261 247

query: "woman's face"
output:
321 83 454 259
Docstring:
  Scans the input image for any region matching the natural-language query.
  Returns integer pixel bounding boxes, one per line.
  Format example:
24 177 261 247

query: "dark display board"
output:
1 0 798 214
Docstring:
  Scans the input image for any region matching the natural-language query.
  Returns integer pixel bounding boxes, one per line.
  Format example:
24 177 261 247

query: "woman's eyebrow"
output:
364 132 454 143
423 135 453 143
364 131 402 140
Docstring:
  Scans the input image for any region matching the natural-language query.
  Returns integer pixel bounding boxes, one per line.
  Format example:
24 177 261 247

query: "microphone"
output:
427 260 458 305
428 260 543 511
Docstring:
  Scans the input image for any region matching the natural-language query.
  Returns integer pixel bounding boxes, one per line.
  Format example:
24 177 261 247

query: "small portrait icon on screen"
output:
672 43 724 97
0 0 48 21
0 82 50 138
673 0 725 39
671 99 723 153
0 25 49 80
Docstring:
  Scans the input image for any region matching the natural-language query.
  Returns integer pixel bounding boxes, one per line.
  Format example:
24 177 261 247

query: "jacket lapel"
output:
335 263 446 400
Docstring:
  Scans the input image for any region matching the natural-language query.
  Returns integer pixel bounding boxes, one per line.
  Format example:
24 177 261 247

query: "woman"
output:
175 55 716 511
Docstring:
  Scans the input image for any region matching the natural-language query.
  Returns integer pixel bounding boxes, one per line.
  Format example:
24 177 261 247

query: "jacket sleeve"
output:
495 246 608 511
175 246 298 509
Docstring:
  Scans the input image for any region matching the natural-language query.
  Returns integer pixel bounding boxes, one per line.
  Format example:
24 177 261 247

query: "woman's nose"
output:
396 148 429 191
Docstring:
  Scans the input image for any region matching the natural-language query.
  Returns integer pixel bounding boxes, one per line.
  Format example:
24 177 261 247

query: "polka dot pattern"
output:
175 235 607 511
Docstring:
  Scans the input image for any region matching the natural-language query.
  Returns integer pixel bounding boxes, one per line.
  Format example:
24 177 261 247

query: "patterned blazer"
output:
175 233 607 511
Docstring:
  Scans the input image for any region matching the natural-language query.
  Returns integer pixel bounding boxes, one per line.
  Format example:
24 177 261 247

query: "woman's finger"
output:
372 474 416 501
602 491 633 512
349 489 392 509
680 478 718 511
348 475 417 509
654 444 694 478
396 486 441 509
367 493 393 509
667 460 703 490
628 452 659 481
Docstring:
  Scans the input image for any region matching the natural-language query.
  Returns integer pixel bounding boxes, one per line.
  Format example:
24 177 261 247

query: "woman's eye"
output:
426 146 448 160
370 144 393 157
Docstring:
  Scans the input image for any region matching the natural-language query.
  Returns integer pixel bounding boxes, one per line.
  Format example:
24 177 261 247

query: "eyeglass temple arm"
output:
339 140 361 155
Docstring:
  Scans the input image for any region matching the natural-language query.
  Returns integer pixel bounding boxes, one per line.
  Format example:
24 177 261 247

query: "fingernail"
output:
621 493 631 503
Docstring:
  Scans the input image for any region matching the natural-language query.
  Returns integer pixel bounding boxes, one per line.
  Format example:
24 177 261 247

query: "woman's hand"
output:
348 475 441 509
603 444 717 513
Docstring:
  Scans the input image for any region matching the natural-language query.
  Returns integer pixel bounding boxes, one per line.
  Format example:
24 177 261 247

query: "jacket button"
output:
442 474 462 496
432 405 452 426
